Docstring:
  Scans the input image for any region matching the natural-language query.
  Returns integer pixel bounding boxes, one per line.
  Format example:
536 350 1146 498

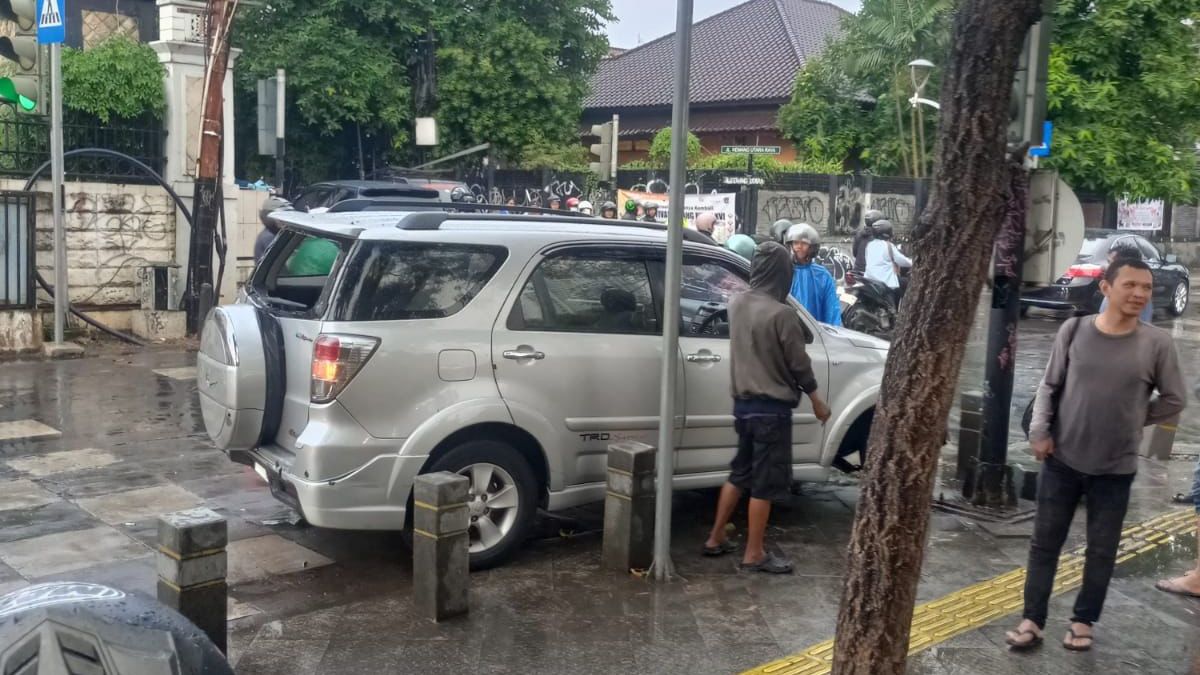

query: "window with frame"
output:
509 254 658 335
675 259 749 337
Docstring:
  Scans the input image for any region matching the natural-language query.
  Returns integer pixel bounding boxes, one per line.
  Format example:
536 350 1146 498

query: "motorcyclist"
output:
725 234 757 261
770 219 792 245
578 200 594 216
600 201 619 219
566 197 581 212
863 219 912 303
255 196 291 263
693 212 719 245
622 199 640 221
785 223 841 326
641 200 660 223
547 195 563 211
854 209 884 273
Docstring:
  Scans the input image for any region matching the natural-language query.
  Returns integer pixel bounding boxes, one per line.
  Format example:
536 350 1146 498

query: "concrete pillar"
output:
156 507 228 654
955 390 983 490
602 441 656 573
412 472 469 622
150 0 240 306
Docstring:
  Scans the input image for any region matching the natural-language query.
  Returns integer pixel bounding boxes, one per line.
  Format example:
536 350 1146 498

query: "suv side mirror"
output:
1165 254 1178 264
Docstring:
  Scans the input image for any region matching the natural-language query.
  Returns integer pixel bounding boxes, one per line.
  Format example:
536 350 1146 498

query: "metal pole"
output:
611 113 620 182
50 43 65 345
275 69 285 194
651 0 694 582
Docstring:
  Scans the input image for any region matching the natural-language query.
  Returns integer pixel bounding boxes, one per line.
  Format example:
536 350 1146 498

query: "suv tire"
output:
425 440 538 570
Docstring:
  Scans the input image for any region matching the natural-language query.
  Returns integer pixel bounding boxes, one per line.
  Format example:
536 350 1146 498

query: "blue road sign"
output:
37 0 65 44
1029 121 1053 158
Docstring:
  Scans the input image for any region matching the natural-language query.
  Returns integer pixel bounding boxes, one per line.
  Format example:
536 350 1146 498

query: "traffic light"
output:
1007 11 1053 151
589 121 614 180
0 0 37 112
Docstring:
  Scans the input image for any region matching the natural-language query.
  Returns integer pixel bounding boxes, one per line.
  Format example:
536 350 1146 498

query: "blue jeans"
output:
1022 456 1134 628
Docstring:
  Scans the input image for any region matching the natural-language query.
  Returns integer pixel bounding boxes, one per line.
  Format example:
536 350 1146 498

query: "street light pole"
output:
650 0 694 582
909 59 935 178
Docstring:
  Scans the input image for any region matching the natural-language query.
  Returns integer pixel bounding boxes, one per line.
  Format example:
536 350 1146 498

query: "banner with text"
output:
617 190 738 243
1117 198 1165 231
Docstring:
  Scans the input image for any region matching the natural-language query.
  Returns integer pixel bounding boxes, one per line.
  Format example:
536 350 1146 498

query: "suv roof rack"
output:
380 201 714 244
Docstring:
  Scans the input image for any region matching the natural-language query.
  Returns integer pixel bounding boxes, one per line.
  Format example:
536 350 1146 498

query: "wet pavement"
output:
0 300 1198 674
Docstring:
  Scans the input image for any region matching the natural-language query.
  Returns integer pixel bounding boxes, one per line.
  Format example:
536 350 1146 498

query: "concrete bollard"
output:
1141 414 1180 460
156 507 228 654
955 390 983 489
602 441 656 573
413 471 470 622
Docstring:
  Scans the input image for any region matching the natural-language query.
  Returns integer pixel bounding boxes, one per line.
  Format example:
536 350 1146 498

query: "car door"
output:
492 245 673 488
651 251 830 477
1135 237 1170 304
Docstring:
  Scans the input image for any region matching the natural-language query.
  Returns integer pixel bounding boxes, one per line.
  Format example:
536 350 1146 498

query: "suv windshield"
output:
328 242 507 321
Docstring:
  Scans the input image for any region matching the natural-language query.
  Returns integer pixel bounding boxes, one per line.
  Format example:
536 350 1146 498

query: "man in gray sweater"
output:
701 241 831 573
1006 257 1186 652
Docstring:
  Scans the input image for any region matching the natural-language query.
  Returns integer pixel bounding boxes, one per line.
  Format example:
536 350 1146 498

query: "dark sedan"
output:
1022 230 1189 317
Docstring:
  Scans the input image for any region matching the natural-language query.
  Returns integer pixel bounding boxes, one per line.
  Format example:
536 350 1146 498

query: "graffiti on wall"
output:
756 185 919 239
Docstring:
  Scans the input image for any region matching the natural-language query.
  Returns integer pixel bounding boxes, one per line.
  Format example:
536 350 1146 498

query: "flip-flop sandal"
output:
1171 493 1194 504
1155 578 1200 598
701 540 738 557
1004 629 1043 651
1062 627 1093 652
738 552 794 574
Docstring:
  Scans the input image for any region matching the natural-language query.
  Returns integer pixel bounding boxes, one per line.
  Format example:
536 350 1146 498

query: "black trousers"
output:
1021 456 1134 628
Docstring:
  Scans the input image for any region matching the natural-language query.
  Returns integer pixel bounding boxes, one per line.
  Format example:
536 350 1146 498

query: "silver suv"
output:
197 209 887 568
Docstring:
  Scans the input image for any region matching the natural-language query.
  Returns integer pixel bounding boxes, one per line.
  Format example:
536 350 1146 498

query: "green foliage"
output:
61 37 166 123
690 152 843 175
517 140 591 171
1042 0 1200 200
235 0 612 181
648 128 702 168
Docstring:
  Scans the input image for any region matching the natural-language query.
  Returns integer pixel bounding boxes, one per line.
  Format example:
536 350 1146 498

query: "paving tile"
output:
0 525 146 577
228 598 263 621
0 479 59 510
33 555 157 597
76 484 204 524
152 366 197 380
227 535 334 585
6 448 120 476
0 500 98 545
0 419 61 442
234 638 328 675
0 579 28 597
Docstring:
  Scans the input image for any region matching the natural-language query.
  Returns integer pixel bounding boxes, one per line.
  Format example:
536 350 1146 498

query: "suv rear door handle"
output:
503 349 545 361
686 353 721 363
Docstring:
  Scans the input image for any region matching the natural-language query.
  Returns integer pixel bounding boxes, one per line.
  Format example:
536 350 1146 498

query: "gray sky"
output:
605 0 862 49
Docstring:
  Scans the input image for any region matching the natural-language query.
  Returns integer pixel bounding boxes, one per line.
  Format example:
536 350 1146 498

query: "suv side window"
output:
251 230 347 313
680 259 750 337
294 186 332 212
508 252 659 335
329 242 507 321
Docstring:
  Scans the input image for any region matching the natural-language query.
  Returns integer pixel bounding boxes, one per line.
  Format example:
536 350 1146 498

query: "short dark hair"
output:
1108 242 1141 259
1104 256 1151 284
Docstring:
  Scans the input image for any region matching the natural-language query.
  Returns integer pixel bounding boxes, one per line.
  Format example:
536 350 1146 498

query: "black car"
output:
291 179 473 212
1022 230 1190 317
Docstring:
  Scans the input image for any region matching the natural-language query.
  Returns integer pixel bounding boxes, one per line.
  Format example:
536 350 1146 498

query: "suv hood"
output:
819 323 890 351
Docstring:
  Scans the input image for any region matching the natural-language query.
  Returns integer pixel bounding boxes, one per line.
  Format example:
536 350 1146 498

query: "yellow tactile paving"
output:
742 509 1193 675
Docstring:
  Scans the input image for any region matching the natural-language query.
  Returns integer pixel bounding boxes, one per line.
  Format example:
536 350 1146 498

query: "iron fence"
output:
0 114 167 183
0 190 34 309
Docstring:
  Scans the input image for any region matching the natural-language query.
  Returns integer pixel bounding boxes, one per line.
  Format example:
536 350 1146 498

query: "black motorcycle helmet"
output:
863 209 885 229
872 219 895 240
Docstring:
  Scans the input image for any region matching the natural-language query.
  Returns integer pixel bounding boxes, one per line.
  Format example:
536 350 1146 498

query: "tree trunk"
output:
831 1 1045 673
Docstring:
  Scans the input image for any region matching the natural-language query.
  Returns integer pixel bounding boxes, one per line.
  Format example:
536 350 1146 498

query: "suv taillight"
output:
311 334 379 403
1066 263 1104 279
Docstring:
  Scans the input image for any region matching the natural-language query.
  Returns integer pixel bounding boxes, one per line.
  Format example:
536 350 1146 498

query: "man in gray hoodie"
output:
702 241 831 573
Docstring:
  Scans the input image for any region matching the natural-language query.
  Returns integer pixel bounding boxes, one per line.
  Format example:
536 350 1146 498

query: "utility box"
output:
138 265 181 312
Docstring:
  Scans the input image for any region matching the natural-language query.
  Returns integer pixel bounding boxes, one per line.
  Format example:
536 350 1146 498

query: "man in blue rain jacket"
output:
785 223 841 326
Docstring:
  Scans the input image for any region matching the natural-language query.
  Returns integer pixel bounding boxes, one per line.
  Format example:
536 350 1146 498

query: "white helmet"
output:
578 200 594 215
784 223 820 248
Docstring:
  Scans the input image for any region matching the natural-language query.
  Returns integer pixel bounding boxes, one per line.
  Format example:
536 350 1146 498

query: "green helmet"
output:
725 234 756 261
624 199 638 213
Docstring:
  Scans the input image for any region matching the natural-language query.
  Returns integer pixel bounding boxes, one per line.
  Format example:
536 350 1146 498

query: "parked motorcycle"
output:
841 270 898 341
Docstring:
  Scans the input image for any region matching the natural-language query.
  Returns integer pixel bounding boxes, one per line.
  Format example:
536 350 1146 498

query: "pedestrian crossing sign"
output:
36 0 65 44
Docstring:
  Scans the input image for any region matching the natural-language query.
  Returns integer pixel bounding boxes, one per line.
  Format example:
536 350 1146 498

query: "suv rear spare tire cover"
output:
197 305 270 451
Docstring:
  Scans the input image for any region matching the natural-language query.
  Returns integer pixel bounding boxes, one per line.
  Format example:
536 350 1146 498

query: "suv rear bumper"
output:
248 444 427 530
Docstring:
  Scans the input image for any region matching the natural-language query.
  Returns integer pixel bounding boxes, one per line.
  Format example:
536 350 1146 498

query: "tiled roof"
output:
585 0 847 110
584 108 781 137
